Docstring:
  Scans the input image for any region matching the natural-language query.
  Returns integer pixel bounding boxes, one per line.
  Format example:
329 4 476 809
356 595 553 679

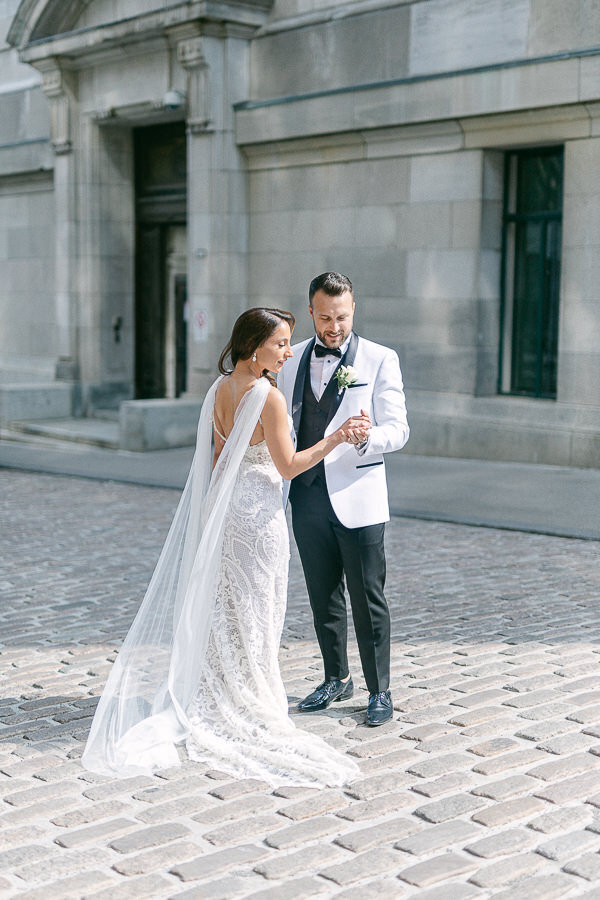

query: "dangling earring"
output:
252 353 257 362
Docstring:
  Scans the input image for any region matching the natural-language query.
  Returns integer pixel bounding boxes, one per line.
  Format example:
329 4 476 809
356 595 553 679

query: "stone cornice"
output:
9 0 272 62
240 104 598 169
236 52 600 148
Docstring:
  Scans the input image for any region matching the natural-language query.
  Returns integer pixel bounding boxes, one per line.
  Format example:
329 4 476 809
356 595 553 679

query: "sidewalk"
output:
0 433 598 539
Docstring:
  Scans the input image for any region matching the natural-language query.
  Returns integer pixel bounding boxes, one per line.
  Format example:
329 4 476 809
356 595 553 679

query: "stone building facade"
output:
1 0 599 465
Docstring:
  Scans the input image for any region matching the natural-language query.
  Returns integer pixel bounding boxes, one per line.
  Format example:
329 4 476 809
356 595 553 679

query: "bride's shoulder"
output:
266 383 286 404
263 384 287 416
215 374 231 396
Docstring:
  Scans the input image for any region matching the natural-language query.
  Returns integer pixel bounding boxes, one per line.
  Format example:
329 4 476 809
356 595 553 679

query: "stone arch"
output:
7 0 93 47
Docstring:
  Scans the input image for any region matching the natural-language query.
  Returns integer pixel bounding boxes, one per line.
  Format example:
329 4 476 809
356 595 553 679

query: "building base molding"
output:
406 392 600 469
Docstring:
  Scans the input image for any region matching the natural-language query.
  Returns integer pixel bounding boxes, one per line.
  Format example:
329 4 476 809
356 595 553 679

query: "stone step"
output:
7 418 119 450
91 409 120 423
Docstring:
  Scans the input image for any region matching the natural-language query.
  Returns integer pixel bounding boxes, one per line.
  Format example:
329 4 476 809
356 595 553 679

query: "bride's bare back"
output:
213 375 265 448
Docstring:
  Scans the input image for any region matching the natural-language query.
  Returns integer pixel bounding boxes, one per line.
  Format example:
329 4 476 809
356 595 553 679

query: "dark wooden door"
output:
175 274 187 397
134 121 187 399
135 224 165 399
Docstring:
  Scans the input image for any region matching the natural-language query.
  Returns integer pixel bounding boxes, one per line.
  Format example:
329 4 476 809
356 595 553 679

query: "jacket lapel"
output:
292 338 315 435
325 332 359 429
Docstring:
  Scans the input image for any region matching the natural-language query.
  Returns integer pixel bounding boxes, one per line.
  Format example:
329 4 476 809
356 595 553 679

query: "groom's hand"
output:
347 409 371 445
338 414 369 444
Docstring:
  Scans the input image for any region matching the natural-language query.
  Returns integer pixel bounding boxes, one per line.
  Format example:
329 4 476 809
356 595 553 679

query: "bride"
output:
82 308 368 785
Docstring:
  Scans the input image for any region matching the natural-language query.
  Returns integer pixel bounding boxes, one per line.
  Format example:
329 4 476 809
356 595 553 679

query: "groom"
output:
278 272 409 726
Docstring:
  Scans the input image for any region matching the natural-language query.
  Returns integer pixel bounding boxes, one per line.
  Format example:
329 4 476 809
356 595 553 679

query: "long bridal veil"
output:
82 376 272 777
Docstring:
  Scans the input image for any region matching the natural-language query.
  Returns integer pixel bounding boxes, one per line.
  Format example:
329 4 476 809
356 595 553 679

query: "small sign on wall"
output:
192 308 209 343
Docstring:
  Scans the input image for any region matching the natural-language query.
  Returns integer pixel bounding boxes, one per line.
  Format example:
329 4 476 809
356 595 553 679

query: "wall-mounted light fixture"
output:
163 89 187 111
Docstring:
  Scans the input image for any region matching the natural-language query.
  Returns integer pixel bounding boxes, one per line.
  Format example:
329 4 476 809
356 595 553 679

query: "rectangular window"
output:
499 147 563 398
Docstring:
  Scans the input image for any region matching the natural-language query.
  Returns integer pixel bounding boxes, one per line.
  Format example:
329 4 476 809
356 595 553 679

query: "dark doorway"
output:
134 122 187 399
174 274 188 397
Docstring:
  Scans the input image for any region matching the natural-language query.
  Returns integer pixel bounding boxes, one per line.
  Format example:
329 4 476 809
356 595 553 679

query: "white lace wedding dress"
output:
187 437 358 783
82 376 359 786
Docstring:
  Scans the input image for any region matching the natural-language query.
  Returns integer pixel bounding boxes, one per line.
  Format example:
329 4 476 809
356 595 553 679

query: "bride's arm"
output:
261 387 369 481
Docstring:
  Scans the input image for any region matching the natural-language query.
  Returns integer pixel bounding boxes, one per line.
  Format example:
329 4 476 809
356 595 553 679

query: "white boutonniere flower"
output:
334 365 358 394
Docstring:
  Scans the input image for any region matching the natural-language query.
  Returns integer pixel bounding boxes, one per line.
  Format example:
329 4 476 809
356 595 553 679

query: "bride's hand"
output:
337 415 371 445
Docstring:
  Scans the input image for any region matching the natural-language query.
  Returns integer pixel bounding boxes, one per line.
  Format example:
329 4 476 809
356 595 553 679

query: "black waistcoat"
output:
294 359 339 487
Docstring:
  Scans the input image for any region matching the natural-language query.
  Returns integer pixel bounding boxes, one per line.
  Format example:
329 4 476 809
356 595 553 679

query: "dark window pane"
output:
512 221 543 394
517 152 562 215
540 219 561 396
500 148 563 398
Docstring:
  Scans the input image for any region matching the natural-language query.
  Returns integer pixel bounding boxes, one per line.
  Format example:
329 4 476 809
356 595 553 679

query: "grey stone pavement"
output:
1 458 600 898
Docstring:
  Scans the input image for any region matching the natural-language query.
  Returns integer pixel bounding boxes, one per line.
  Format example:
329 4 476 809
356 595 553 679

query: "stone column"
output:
177 32 214 388
177 30 251 396
38 59 80 385
75 112 135 413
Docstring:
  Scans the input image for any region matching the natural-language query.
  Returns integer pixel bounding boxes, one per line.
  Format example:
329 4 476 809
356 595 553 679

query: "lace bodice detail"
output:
242 439 272 464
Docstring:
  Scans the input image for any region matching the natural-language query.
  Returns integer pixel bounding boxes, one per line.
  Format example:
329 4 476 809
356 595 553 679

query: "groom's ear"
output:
308 304 314 322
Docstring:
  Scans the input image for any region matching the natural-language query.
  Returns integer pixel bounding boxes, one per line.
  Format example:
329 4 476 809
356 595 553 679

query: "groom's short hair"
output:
309 272 353 306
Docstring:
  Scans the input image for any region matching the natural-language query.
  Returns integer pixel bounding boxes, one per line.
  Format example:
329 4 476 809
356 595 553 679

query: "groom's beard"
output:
313 326 352 349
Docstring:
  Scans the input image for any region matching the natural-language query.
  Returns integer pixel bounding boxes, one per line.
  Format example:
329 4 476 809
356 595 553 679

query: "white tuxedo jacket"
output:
277 333 409 528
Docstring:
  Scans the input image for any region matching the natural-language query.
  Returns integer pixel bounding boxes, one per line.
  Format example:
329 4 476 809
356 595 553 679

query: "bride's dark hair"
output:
218 307 295 383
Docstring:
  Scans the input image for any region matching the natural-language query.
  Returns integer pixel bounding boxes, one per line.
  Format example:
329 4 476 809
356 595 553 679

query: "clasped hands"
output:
339 409 371 446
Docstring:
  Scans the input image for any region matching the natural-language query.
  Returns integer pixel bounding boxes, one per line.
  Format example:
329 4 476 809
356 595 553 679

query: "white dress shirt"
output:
310 334 352 401
310 334 367 454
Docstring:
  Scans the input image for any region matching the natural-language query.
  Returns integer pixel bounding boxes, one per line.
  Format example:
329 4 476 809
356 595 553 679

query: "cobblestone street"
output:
1 468 600 899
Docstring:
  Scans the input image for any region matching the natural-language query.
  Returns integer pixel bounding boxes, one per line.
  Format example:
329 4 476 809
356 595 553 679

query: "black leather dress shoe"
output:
297 677 354 711
366 690 393 726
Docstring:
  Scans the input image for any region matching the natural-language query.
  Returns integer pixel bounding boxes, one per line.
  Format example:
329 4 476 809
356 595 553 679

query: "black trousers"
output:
290 475 390 693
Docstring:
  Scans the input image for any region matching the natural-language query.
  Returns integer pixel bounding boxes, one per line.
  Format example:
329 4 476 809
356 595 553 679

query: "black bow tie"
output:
314 344 342 358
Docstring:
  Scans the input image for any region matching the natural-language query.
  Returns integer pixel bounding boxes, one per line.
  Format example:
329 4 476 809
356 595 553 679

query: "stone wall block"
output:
411 151 483 203
355 205 397 249
560 299 600 352
556 352 600 408
477 249 501 303
401 346 478 394
0 383 72 421
409 0 528 77
563 138 600 198
570 431 600 468
407 249 478 301
397 202 451 249
451 200 482 249
119 399 202 451
580 56 600 103
250 7 410 101
528 0 600 56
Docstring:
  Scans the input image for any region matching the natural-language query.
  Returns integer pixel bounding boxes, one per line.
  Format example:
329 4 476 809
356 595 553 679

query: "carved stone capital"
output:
176 37 213 132
39 61 75 154
177 36 207 71
41 67 63 99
